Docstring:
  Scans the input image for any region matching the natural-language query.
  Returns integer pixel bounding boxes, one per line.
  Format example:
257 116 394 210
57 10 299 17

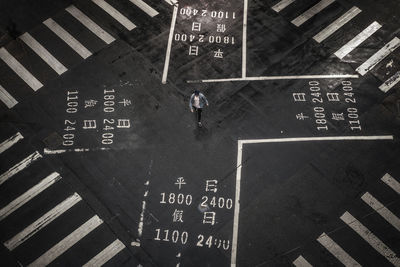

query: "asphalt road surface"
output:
0 0 399 266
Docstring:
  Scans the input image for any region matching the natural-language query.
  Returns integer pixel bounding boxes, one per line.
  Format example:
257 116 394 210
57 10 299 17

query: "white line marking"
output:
0 132 23 154
272 0 296 13
4 193 81 250
43 18 92 59
362 192 400 232
164 0 177 6
334 21 382 60
0 84 18 108
66 5 115 45
83 239 125 267
340 211 400 266
317 233 361 267
44 147 110 154
242 0 248 78
381 173 400 194
0 47 43 91
91 0 136 31
356 37 400 76
161 4 178 84
230 135 394 266
293 256 313 267
186 74 359 83
313 6 361 43
19 32 68 75
128 0 158 17
28 215 103 267
0 151 42 186
291 0 336 27
379 71 400 93
0 172 60 221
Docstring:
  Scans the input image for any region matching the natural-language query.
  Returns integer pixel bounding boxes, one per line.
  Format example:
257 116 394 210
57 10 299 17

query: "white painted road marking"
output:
4 193 82 251
66 5 116 45
162 3 178 84
128 0 158 17
0 132 23 154
317 233 361 267
293 256 313 267
340 212 400 266
379 71 400 93
0 84 18 108
291 0 336 27
43 18 92 59
44 147 110 154
0 172 60 221
92 0 136 31
83 239 125 267
0 47 43 91
242 0 248 78
186 74 359 83
356 37 400 76
230 135 394 266
28 215 103 267
313 6 361 43
381 173 400 194
362 192 400 232
19 32 68 75
334 21 382 60
0 151 42 186
272 0 296 13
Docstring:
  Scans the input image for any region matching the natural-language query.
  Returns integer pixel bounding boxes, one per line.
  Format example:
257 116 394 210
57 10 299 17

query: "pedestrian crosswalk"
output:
0 132 127 266
0 0 164 110
271 0 400 93
292 173 400 266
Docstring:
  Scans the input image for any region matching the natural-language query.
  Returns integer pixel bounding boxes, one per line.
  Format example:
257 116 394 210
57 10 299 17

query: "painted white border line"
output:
0 151 42 186
92 0 136 31
0 172 60 222
293 255 313 267
19 32 68 75
0 132 23 154
161 3 179 84
4 193 82 250
28 215 103 267
0 47 43 91
317 233 361 266
272 0 296 13
361 192 400 232
187 74 359 83
242 0 248 78
83 239 125 267
0 84 18 109
340 211 400 266
230 135 394 266
334 21 382 60
313 6 361 43
66 5 116 45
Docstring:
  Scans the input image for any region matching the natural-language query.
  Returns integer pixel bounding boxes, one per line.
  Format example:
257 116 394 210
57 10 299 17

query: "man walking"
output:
189 90 209 127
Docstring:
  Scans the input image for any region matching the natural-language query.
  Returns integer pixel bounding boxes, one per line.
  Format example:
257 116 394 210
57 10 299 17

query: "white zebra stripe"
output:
128 0 158 17
43 18 92 59
0 172 60 221
293 255 313 267
381 173 400 194
291 0 336 27
83 239 125 267
91 0 136 31
0 132 23 154
0 84 18 108
356 37 400 76
28 215 103 267
313 6 361 43
65 5 115 45
0 151 42 186
0 48 43 91
19 32 68 75
340 211 400 266
272 0 295 12
379 71 400 93
4 193 81 250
